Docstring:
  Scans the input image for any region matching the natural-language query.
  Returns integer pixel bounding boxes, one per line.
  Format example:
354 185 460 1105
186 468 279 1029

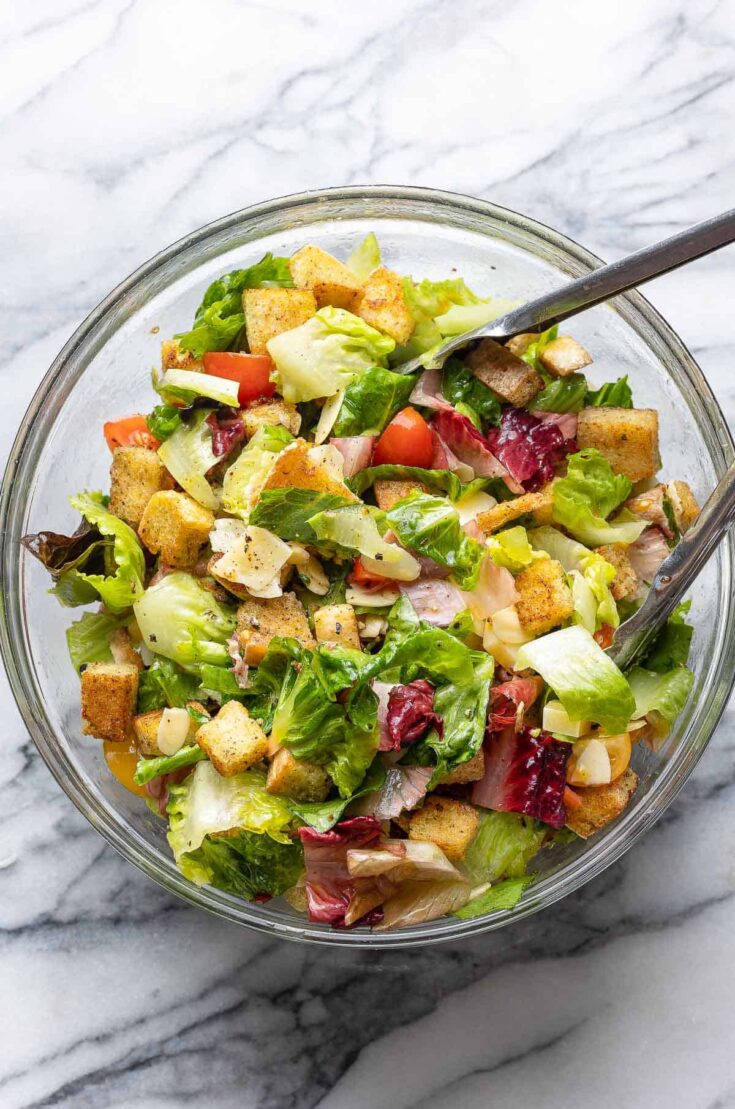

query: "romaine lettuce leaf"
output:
198 663 246 703
267 307 395 403
134 744 206 785
133 571 236 670
67 492 145 612
287 760 386 833
642 600 693 671
157 409 220 511
250 488 353 543
385 492 485 589
66 611 127 670
332 365 416 436
487 525 548 573
532 374 588 413
530 526 618 631
309 504 420 580
515 625 635 733
585 376 633 408
221 424 294 519
177 828 303 897
147 403 181 441
346 232 381 279
137 657 201 712
348 464 464 501
411 650 492 780
462 812 546 884
441 357 502 427
627 665 694 736
434 299 516 336
517 325 558 370
453 876 532 918
157 368 240 408
552 448 646 547
177 253 293 358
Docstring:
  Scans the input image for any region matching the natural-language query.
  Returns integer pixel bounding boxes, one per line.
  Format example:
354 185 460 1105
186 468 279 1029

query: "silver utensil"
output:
396 208 735 375
608 460 735 670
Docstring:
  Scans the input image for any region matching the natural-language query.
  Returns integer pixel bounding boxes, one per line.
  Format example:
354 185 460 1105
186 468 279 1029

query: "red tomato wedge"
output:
593 623 615 649
372 407 434 468
348 557 395 593
104 415 160 451
202 352 276 406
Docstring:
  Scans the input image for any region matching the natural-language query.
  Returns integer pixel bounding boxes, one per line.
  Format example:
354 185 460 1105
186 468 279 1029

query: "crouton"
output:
666 480 699 534
133 702 206 757
314 604 361 650
566 767 638 839
195 700 268 776
374 479 426 513
504 334 537 357
81 662 138 742
261 440 358 502
161 338 203 372
109 447 170 529
236 592 315 665
595 543 638 601
465 339 544 406
577 407 660 482
407 795 480 862
289 244 364 311
475 485 555 535
244 288 316 355
266 747 331 802
109 628 143 670
355 266 414 344
539 335 592 377
241 399 301 439
515 558 574 636
441 749 486 786
138 491 214 570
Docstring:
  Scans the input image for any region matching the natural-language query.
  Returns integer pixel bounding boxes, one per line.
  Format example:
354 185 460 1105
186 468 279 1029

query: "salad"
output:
24 234 699 931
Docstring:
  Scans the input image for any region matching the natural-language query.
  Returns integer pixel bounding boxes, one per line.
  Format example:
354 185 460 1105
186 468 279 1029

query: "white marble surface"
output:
2 1 735 1106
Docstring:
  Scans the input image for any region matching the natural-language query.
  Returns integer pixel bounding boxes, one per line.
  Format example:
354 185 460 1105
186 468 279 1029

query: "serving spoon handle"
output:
397 208 735 374
607 458 735 671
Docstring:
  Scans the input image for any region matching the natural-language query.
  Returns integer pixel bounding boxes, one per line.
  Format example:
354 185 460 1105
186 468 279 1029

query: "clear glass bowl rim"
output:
2 184 734 948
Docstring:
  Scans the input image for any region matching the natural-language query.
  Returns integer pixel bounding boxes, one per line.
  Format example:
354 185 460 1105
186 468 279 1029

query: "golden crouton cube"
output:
289 244 364 311
566 768 638 839
539 335 592 377
374 479 426 513
504 334 537 357
595 543 638 602
266 747 331 802
109 447 170 529
138 491 214 570
161 338 203 372
441 749 486 786
465 339 544 406
515 558 574 636
314 604 361 650
244 288 316 355
577 407 660 482
236 592 315 665
241 398 301 439
81 662 139 742
666 480 699 534
355 266 414 344
195 700 268 776
133 702 206 756
475 485 555 534
408 795 480 862
262 440 358 501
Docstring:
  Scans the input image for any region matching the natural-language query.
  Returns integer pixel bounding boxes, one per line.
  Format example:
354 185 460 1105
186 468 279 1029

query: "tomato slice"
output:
372 407 434 468
348 557 395 593
593 623 615 649
104 415 160 451
203 352 276 406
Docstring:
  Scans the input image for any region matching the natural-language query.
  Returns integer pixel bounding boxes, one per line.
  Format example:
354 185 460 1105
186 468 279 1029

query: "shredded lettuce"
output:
133 571 236 670
346 232 381 279
462 812 546 885
552 449 646 547
487 526 548 573
221 424 294 519
515 625 635 733
157 410 220 511
67 493 145 612
66 611 127 670
332 365 416 437
385 492 485 589
434 299 516 336
267 307 395 403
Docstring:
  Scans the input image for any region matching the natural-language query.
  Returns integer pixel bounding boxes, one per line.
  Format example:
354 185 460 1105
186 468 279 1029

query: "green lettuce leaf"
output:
441 357 502 427
309 504 420 580
178 829 303 897
515 625 635 733
411 650 492 780
517 326 558 370
133 571 236 670
348 464 464 501
642 601 693 671
66 611 127 670
453 876 532 918
385 491 485 589
552 449 646 547
157 368 240 408
137 657 201 712
532 374 588 413
530 526 618 631
250 488 353 543
585 376 633 408
346 232 381 279
487 525 548 573
177 253 293 358
462 812 546 884
147 403 181 441
157 409 220 510
134 744 206 785
287 760 387 833
267 306 395 403
332 365 416 436
198 663 247 703
240 637 299 731
67 492 145 612
627 665 694 736
221 423 294 519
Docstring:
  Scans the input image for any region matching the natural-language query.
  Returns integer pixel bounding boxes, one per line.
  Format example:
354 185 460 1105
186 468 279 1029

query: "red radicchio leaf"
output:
298 817 383 927
206 408 246 458
433 408 519 487
486 406 576 491
381 680 443 752
471 726 571 829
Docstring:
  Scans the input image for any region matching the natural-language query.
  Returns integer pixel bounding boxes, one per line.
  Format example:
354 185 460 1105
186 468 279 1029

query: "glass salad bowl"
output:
2 186 734 948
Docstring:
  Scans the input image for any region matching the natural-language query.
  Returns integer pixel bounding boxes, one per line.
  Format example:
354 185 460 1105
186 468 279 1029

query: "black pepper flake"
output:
335 621 343 634
374 553 384 561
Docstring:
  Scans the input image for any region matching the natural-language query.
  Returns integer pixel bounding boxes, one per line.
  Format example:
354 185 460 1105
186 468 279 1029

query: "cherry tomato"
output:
348 557 395 593
372 407 434 468
563 785 582 809
203 352 276 405
593 624 615 649
104 415 160 451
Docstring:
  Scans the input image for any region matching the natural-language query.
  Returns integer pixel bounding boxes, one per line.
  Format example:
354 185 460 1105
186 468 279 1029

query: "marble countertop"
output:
3 2 735 1106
